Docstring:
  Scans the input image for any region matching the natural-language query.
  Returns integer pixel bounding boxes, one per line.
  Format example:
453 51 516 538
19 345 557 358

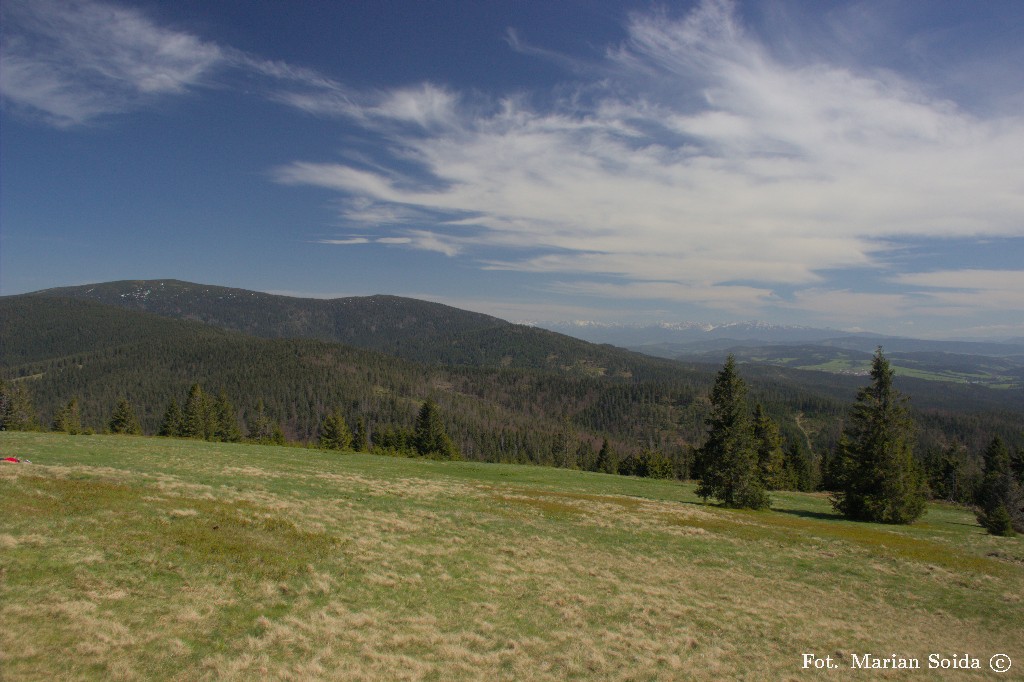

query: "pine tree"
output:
976 437 1024 536
246 399 274 443
831 347 926 524
159 398 183 437
696 355 769 509
413 399 459 460
617 450 638 476
576 440 597 472
319 410 352 451
643 448 674 479
752 404 788 490
0 381 39 431
784 440 816 492
1011 446 1024 487
109 398 141 435
352 416 368 452
211 390 241 442
551 430 568 468
53 398 82 435
181 383 210 439
594 438 616 474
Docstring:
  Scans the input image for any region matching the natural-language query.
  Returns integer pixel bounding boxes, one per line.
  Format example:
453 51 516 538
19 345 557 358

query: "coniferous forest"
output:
2 282 1023 527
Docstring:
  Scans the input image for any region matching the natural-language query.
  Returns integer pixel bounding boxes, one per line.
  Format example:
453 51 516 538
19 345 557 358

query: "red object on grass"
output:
2 457 20 463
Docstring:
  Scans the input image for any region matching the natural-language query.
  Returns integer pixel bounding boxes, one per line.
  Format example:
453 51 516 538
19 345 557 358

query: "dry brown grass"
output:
2 432 1022 680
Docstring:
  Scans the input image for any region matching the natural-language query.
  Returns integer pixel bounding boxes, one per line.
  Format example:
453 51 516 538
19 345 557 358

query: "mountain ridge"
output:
3 283 1023 471
31 279 647 372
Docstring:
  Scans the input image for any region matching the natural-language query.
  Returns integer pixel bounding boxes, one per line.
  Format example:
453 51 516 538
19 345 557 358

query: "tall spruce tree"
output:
784 440 816 492
576 440 597 472
975 437 1024 536
319 410 352 451
352 416 368 452
413 399 459 460
211 390 241 442
831 347 926 524
181 383 210 439
752 404 788 490
159 398 183 437
109 398 141 435
246 399 273 443
0 381 39 431
593 438 616 474
53 398 82 435
696 355 769 509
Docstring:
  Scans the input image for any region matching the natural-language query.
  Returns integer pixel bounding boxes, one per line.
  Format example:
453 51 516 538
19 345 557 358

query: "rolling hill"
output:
3 282 1023 471
33 280 650 373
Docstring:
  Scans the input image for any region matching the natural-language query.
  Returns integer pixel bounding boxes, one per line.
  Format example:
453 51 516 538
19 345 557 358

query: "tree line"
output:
688 350 1023 534
5 347 1022 534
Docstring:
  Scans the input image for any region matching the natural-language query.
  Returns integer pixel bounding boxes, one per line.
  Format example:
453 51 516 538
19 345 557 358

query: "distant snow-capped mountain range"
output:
531 320 1024 359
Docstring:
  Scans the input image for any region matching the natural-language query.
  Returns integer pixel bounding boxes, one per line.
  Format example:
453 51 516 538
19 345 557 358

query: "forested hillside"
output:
34 279 655 372
2 297 713 466
3 290 1022 487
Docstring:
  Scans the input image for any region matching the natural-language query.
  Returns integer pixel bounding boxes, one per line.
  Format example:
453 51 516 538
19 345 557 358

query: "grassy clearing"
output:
2 432 1022 680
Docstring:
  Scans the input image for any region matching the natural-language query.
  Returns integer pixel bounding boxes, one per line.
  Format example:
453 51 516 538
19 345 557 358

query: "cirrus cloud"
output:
4 0 1020 334
0 0 224 126
272 0 1024 323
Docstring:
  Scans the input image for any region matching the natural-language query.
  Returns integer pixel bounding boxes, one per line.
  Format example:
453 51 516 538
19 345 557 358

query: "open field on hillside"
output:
2 432 1022 680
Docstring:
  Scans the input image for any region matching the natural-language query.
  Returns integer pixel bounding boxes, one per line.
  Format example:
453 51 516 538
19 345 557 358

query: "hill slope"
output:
4 292 1023 464
2 432 1022 680
34 279 650 372
0 296 715 462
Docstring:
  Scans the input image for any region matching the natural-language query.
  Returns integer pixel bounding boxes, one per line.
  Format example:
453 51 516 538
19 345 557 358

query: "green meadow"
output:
2 431 1022 680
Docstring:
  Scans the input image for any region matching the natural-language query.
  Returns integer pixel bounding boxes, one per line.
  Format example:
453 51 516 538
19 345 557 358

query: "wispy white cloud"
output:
0 0 341 126
788 289 920 323
315 238 371 246
272 0 1024 320
892 269 1024 291
891 269 1024 311
313 232 461 257
5 0 1020 330
0 0 224 126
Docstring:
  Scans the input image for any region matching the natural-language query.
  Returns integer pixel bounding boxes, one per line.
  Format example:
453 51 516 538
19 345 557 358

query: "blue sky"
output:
2 0 1022 339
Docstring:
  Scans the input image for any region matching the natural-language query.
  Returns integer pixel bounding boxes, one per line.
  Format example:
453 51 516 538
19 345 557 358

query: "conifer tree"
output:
159 398 183 437
576 440 597 472
352 416 368 452
270 423 286 446
617 450 638 476
551 430 568 468
976 437 1024 536
752 404 788 490
109 398 141 435
246 399 274 443
1011 446 1024 487
0 381 39 431
181 383 210 439
319 410 352 451
831 348 926 524
696 355 769 509
413 399 459 460
53 398 82 435
594 438 616 474
212 390 241 442
643 448 674 479
784 440 816 492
